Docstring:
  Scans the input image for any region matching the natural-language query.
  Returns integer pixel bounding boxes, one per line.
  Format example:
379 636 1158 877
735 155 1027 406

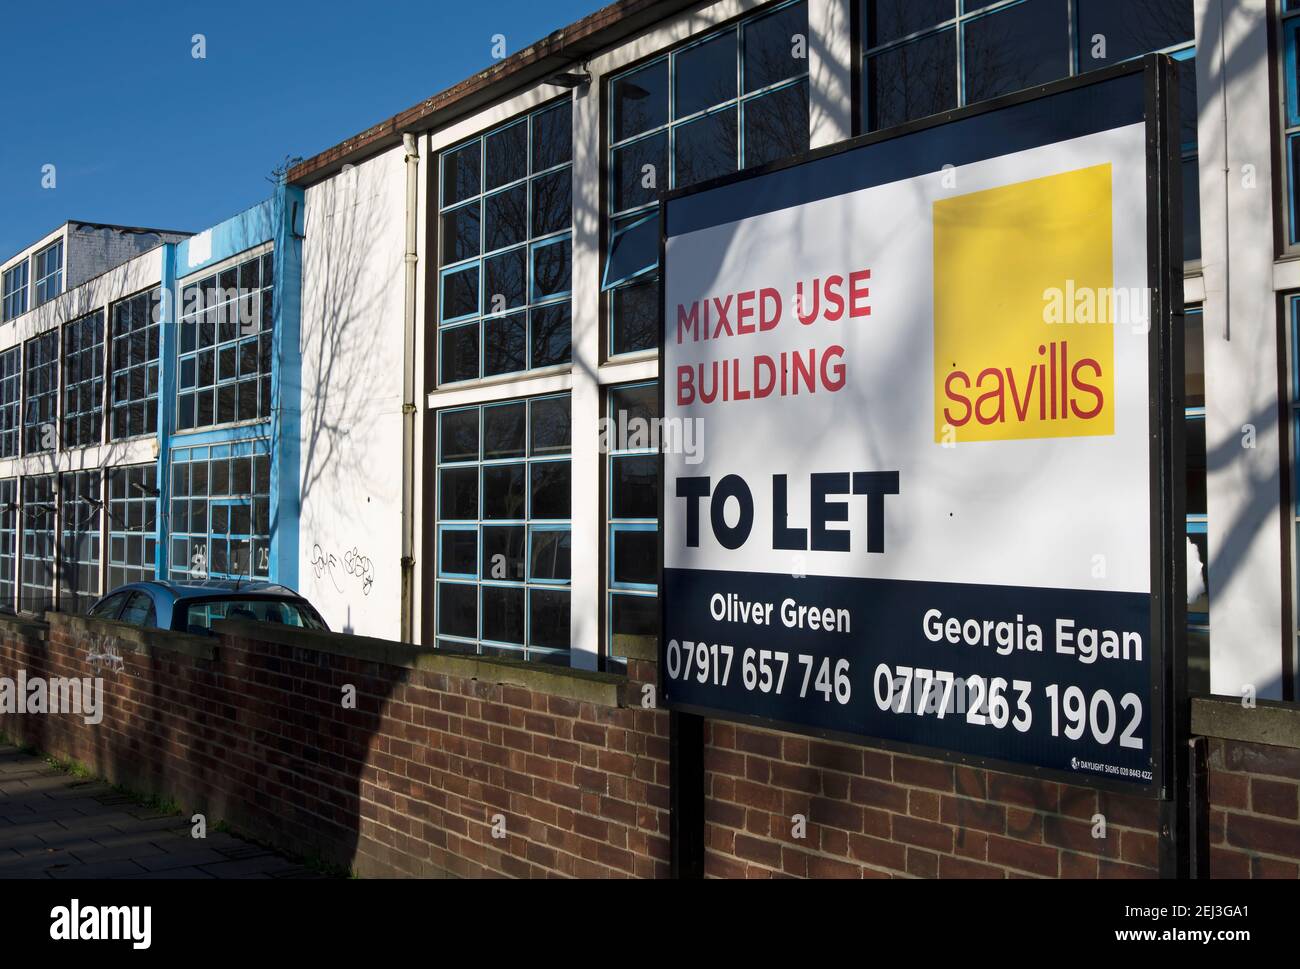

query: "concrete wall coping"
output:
214 619 628 708
45 611 217 662
1192 695 1300 750
0 613 49 642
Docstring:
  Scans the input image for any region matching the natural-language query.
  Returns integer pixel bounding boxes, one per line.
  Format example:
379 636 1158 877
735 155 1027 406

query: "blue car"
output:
87 580 329 635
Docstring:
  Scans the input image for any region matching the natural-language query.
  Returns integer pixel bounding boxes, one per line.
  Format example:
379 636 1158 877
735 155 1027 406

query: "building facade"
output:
0 187 303 617
287 0 1273 696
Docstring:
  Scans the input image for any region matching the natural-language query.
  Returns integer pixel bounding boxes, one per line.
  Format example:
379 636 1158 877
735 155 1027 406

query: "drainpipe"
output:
400 133 419 643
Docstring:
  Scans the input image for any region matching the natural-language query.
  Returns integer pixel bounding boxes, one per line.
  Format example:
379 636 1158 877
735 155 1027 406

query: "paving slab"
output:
0 744 329 879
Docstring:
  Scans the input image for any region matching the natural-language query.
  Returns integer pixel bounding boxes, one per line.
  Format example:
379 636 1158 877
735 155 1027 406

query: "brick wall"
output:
2 613 1298 878
0 613 670 878
702 721 1161 878
1196 697 1300 879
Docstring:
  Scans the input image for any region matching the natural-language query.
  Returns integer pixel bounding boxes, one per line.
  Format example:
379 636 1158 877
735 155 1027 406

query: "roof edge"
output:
287 0 703 187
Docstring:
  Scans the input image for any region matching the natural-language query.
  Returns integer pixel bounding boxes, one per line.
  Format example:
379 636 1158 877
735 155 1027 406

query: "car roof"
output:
105 580 307 602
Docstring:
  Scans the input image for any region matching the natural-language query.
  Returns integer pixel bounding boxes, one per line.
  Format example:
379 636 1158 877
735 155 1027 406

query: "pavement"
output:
0 743 331 879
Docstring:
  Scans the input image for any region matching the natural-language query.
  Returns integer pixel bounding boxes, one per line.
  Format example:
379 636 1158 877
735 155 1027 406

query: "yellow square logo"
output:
933 164 1116 443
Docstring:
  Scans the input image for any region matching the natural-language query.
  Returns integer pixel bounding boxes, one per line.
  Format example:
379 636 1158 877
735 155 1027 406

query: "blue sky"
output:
0 0 596 259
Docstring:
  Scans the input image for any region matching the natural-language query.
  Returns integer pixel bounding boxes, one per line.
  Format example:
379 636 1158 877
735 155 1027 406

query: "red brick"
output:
736 728 783 759
1251 778 1299 820
1043 815 1120 858
1210 847 1251 879
1251 856 1299 878
892 815 953 853
909 790 941 820
1222 740 1300 782
808 855 861 879
941 796 1006 834
1060 851 1099 879
809 741 863 774
1208 770 1249 810
987 835 1059 877
848 833 906 872
733 834 782 869
1225 812 1300 857
906 847 938 879
988 773 1059 812
850 777 908 813
940 854 1005 878
893 755 954 792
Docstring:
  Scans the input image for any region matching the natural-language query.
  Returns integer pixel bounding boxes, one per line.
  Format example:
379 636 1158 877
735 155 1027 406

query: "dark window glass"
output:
867 28 957 130
484 313 527 376
744 2 810 93
613 60 669 141
613 530 657 586
440 325 480 384
443 142 481 206
440 528 477 575
441 205 480 265
484 184 528 252
1077 0 1194 69
533 100 573 171
612 593 659 639
964 0 1070 105
442 266 479 320
438 582 478 638
674 108 738 188
532 239 571 301
485 120 528 191
528 589 570 650
531 169 572 237
1185 417 1206 516
483 464 526 520
529 529 571 581
613 132 668 213
743 80 809 169
675 31 738 118
866 0 953 47
482 585 526 644
530 462 571 519
530 396 571 454
611 279 660 356
484 402 527 458
612 454 659 519
482 526 526 580
530 304 572 369
440 467 479 520
484 248 527 311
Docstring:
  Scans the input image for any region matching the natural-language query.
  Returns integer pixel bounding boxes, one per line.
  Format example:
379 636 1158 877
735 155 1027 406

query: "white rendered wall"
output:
299 146 408 638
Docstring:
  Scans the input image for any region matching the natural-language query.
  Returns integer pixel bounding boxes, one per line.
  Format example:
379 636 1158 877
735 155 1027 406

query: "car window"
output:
88 591 130 620
182 598 327 634
118 591 158 629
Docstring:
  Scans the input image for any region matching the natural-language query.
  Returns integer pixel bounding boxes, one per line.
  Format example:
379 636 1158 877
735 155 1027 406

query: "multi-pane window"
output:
23 331 59 454
0 478 16 609
2 262 28 322
177 252 274 430
109 289 162 440
0 347 20 459
33 240 63 307
59 470 102 614
20 474 56 614
436 394 572 663
860 0 1199 260
1281 1 1300 248
438 99 574 384
169 439 272 582
107 465 158 590
605 383 660 672
605 0 810 357
1184 305 1208 693
62 310 104 449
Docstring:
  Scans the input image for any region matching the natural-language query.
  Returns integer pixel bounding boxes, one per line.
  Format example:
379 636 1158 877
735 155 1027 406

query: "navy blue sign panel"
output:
658 61 1181 795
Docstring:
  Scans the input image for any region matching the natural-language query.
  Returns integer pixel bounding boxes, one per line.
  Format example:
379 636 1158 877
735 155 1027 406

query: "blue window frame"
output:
177 251 274 431
169 440 272 581
20 473 56 614
1282 1 1300 247
437 99 573 385
33 240 63 307
0 347 20 459
109 288 162 440
23 330 58 455
435 393 572 664
860 0 1199 261
605 382 660 671
62 310 104 449
604 0 811 357
1184 305 1208 692
59 469 102 614
2 261 28 322
107 464 158 590
0 478 16 610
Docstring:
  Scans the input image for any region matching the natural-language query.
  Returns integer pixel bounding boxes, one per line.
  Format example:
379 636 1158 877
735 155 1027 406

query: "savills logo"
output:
933 164 1116 443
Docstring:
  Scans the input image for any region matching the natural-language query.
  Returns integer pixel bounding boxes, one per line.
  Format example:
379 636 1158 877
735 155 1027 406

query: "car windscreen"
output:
181 597 327 634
